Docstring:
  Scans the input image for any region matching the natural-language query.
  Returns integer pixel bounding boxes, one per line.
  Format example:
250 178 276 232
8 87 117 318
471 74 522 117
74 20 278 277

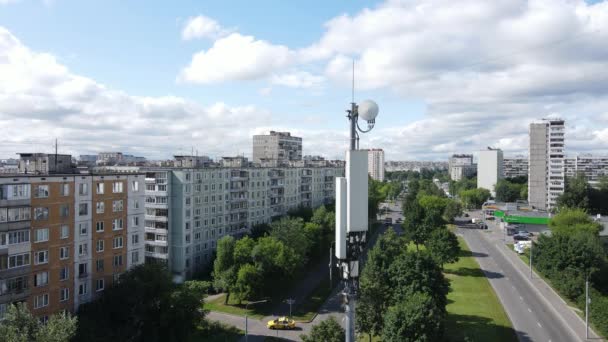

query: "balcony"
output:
78 272 89 279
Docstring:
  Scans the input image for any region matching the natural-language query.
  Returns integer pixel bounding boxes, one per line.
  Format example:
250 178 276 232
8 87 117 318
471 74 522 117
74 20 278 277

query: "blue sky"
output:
1 0 608 160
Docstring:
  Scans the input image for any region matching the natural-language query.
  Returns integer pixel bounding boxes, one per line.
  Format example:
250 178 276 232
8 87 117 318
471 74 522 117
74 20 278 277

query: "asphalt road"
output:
459 211 600 342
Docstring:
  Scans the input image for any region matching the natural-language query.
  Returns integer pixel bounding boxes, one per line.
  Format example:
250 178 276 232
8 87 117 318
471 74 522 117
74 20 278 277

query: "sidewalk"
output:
483 226 604 341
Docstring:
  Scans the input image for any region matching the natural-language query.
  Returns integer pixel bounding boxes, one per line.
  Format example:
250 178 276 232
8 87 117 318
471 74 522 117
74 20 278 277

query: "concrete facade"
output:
478 149 503 196
367 149 385 182
252 131 302 163
449 154 475 181
528 119 565 210
143 163 344 282
504 156 528 179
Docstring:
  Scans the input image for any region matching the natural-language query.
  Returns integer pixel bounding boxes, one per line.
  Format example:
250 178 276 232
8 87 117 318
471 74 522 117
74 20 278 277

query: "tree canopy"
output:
381 292 444 342
0 303 77 342
301 316 345 342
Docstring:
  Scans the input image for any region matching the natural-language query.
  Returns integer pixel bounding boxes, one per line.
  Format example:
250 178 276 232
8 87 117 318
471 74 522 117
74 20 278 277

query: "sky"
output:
1 0 608 161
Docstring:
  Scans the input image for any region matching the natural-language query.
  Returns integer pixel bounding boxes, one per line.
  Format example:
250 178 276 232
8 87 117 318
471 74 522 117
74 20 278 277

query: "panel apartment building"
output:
477 148 504 196
142 161 344 282
529 119 565 210
503 156 528 179
367 149 385 182
0 170 145 320
252 131 303 163
448 154 476 181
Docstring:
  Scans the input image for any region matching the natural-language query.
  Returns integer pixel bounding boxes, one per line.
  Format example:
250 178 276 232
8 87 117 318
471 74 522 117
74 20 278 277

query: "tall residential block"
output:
448 154 476 181
528 119 565 210
367 149 385 182
0 172 144 320
503 156 529 179
142 162 344 282
252 131 302 163
477 148 504 196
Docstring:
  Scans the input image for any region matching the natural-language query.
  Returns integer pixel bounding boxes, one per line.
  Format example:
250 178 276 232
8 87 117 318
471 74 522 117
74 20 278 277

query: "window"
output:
132 180 139 192
79 183 88 195
79 243 88 256
34 185 49 198
96 259 104 271
35 250 48 265
112 200 123 212
4 230 29 245
131 251 139 264
113 236 123 249
131 234 139 245
60 246 69 260
34 207 49 220
59 266 69 281
34 294 49 309
96 279 105 292
133 199 140 209
60 288 69 301
96 202 104 214
96 182 104 194
96 221 104 232
132 216 139 227
60 204 69 217
60 225 69 239
79 222 88 235
113 255 123 267
112 182 123 193
34 272 48 287
78 263 87 277
112 218 123 230
61 183 70 196
79 203 88 216
7 253 30 269
96 240 104 252
78 283 87 296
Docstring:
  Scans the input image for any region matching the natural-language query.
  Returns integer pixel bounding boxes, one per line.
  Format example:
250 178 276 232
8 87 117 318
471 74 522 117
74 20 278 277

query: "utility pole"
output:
585 274 589 340
329 246 333 288
529 240 533 279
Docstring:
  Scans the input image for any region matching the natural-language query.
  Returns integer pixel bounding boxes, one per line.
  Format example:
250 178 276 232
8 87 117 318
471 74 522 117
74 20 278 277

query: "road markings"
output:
537 322 542 328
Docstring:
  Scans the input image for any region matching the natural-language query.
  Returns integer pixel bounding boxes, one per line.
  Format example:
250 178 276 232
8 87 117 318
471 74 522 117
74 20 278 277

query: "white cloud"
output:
270 71 324 89
179 33 293 84
258 87 272 96
181 15 232 41
0 26 274 159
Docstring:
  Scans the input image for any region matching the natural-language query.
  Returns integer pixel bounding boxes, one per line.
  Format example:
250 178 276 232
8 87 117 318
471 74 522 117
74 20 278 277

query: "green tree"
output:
459 188 491 209
557 173 590 210
213 235 237 303
0 303 77 342
270 217 309 262
304 222 324 258
232 264 263 303
549 208 602 236
443 199 463 223
357 229 407 339
387 251 450 313
301 316 345 342
426 228 460 268
233 236 256 266
252 236 299 281
402 198 428 249
495 179 524 202
75 263 208 342
381 292 443 342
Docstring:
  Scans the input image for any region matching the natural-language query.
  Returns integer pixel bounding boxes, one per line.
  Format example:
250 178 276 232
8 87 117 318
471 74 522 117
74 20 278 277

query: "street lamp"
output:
336 98 379 342
245 299 267 342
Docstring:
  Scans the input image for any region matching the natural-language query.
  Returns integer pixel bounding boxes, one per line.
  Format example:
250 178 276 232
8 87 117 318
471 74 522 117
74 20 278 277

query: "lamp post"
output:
335 99 379 342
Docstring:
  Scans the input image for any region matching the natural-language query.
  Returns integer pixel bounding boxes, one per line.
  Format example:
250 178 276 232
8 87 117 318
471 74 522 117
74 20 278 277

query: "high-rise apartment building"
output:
564 155 608 186
0 171 145 320
142 162 344 282
448 154 476 181
503 156 528 179
252 131 302 163
477 148 504 196
528 119 565 210
367 149 385 182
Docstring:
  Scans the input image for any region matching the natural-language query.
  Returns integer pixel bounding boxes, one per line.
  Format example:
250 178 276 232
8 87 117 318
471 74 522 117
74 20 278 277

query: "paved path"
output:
460 210 603 342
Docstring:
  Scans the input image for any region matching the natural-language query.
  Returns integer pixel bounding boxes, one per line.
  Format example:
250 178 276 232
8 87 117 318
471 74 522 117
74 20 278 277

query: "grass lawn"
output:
444 238 517 342
188 321 243 342
204 274 334 322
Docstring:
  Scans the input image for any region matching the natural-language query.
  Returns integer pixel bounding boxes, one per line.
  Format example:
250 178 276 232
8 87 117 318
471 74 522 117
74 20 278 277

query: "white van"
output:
514 241 531 254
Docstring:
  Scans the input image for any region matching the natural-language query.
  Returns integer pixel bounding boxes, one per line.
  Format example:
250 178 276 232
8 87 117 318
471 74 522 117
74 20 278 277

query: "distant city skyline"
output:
2 1 608 161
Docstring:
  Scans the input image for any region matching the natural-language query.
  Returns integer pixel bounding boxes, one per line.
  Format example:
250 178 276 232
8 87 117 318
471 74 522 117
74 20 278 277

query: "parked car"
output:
513 234 530 241
395 218 403 224
267 317 296 330
476 222 488 230
464 213 469 217
517 230 533 237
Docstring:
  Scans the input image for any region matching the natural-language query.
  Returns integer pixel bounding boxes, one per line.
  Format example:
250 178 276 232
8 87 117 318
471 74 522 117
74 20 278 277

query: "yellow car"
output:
267 317 296 330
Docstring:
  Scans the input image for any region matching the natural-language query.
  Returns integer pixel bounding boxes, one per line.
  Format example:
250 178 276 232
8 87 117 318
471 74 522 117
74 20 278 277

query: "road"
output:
459 211 602 342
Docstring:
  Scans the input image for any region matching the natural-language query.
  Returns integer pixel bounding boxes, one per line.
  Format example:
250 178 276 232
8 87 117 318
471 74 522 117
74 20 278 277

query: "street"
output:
459 211 602 342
